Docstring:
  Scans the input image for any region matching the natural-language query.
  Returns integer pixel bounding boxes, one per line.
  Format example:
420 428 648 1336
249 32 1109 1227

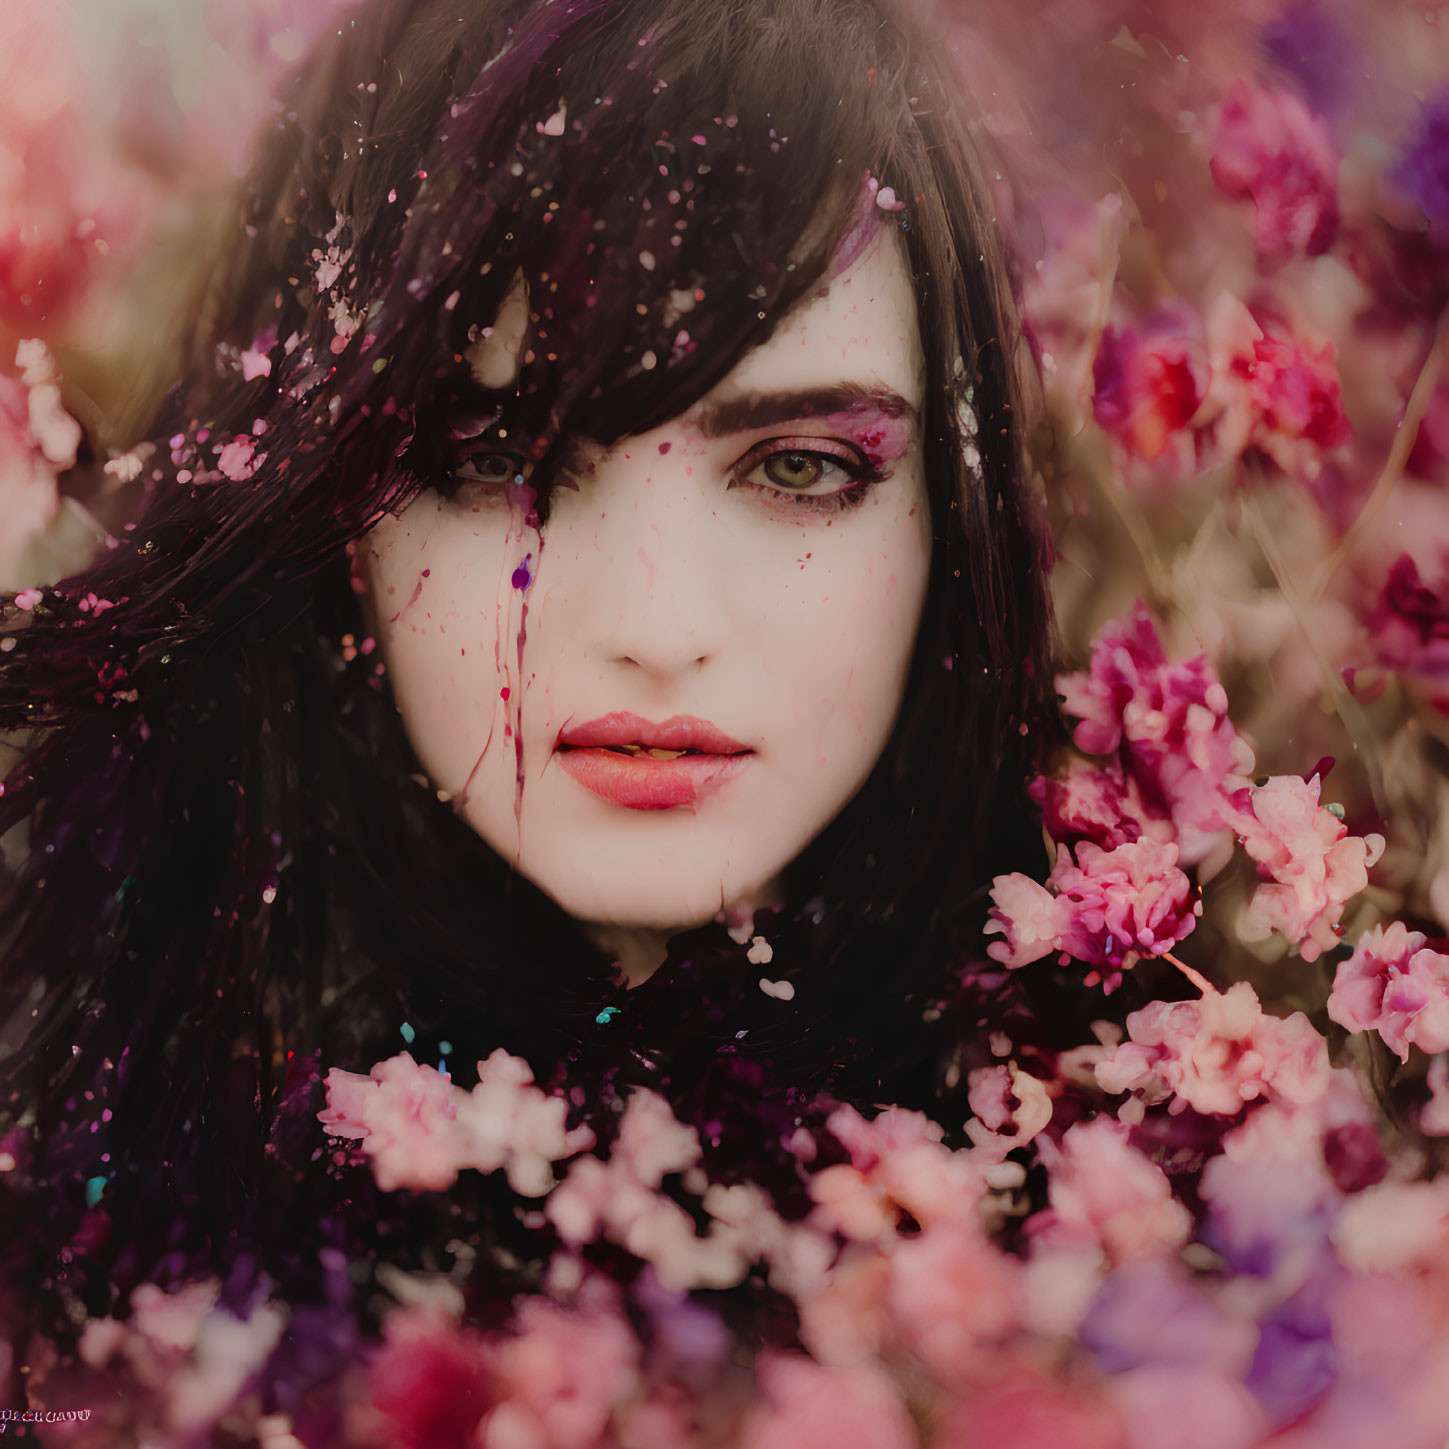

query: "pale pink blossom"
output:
1332 1177 1449 1275
738 1351 916 1449
239 349 272 380
546 1091 775 1292
1209 78 1340 268
987 838 1197 971
1032 1119 1192 1264
320 1049 591 1195
1327 921 1449 1061
453 1049 597 1196
319 1055 461 1191
885 1221 1022 1386
216 435 261 481
1423 1055 1449 1136
1095 981 1330 1117
483 1293 640 1449
1108 1364 1268 1449
1239 774 1385 962
0 340 81 589
984 871 1072 969
1055 606 1257 866
814 1105 983 1239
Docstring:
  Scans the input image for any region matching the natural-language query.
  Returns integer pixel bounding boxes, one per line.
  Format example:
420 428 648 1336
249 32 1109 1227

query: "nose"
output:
569 448 724 681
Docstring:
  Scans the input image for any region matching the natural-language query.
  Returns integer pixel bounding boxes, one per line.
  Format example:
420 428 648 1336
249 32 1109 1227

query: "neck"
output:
586 924 675 988
585 878 788 988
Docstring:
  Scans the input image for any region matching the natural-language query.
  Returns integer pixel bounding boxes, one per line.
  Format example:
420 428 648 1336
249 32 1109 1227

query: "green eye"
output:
762 453 825 490
460 451 525 484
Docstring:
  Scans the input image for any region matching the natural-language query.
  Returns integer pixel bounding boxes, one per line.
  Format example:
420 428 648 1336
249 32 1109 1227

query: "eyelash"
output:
436 438 887 513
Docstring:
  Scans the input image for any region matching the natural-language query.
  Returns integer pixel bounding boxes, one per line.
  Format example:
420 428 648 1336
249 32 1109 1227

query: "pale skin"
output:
361 228 932 985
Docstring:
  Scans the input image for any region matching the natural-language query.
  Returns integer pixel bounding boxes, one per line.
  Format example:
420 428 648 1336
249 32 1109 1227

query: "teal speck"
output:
85 1176 107 1207
595 1007 620 1025
439 1040 453 1056
400 1021 415 1044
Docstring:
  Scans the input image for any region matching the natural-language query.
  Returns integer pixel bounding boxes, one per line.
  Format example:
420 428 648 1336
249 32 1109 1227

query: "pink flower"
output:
1095 981 1330 1117
1209 79 1340 268
1055 606 1257 867
319 1055 461 1191
1327 921 1449 1061
453 1049 596 1197
216 435 261 481
484 1292 640 1449
984 872 1072 969
0 340 81 589
1202 295 1351 478
933 1378 1128 1449
1050 839 1198 967
986 838 1198 971
885 1220 1022 1387
816 1104 984 1238
321 1049 593 1197
1368 554 1449 702
1238 774 1385 962
1423 1055 1449 1136
1092 308 1211 482
738 1352 916 1449
1032 1119 1192 1264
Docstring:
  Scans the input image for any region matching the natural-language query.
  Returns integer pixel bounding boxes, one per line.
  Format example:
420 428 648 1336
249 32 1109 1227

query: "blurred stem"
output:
1160 950 1214 995
1310 310 1448 601
1241 481 1388 815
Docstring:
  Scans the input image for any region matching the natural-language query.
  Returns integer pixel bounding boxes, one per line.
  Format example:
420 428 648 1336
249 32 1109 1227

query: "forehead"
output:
466 228 924 423
686 229 924 421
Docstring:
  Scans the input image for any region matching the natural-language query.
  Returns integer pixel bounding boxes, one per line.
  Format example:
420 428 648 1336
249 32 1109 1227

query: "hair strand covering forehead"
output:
217 0 935 508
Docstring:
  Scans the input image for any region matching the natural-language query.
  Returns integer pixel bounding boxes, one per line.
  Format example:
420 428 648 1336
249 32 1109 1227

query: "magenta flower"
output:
1055 605 1257 867
1092 308 1211 480
1327 921 1449 1062
1096 981 1330 1117
1210 78 1340 267
987 837 1197 972
370 1307 495 1449
1368 554 1449 703
1031 758 1169 854
1238 774 1385 963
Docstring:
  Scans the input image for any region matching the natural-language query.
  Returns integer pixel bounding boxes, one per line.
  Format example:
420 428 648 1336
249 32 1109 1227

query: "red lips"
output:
556 712 754 810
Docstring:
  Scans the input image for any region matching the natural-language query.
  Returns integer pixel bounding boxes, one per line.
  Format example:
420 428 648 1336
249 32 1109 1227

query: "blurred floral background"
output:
6 1 1449 1444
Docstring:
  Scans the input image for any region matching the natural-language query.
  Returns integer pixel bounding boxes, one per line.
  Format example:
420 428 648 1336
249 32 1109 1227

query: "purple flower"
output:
1393 88 1449 227
1261 2 1357 120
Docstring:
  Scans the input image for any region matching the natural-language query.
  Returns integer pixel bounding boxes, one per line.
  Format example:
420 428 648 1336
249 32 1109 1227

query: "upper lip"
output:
557 712 751 754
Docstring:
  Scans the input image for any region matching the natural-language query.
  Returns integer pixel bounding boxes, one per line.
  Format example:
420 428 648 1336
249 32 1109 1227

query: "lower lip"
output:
556 748 754 809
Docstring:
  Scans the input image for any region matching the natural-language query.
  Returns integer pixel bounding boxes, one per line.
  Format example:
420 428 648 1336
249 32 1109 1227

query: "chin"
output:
529 860 768 937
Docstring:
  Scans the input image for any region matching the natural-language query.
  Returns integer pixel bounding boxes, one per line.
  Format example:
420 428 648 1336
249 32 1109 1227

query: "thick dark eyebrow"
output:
687 383 918 439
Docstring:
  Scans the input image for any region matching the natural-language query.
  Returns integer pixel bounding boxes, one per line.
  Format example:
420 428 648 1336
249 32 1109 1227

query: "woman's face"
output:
361 231 931 940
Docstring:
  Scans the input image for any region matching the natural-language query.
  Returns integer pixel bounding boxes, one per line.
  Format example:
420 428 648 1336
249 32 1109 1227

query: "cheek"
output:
361 502 528 788
754 485 932 744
